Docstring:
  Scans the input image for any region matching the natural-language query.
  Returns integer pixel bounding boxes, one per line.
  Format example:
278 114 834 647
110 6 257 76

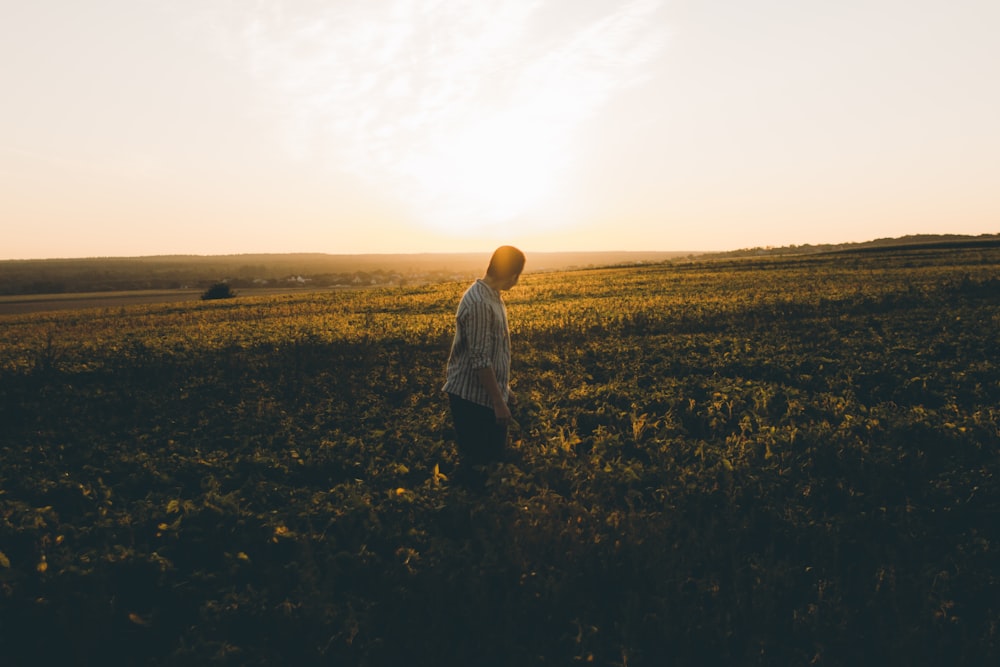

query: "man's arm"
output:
477 366 512 425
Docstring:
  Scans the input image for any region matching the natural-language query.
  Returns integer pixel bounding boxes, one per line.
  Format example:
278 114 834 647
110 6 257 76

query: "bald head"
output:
485 245 526 281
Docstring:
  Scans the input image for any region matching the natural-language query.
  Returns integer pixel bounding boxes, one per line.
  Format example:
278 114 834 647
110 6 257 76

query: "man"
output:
443 246 526 483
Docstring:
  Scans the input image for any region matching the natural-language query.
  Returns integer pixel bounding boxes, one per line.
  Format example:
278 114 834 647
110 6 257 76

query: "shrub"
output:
201 282 236 300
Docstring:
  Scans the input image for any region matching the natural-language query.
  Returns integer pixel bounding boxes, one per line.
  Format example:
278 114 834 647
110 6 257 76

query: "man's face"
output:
500 272 520 291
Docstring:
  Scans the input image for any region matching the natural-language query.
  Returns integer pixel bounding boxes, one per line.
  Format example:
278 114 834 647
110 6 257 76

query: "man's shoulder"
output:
461 279 493 302
457 281 501 317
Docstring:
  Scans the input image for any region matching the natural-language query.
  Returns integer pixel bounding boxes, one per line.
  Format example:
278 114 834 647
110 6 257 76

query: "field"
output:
1 246 998 665
0 286 369 316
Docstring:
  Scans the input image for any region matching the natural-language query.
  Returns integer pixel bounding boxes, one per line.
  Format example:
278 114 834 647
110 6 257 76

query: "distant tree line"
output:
0 251 680 296
692 233 1000 261
3 237 995 296
0 260 475 296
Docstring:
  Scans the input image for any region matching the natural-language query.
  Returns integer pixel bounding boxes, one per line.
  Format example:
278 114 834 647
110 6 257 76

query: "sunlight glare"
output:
401 110 566 234
206 0 668 242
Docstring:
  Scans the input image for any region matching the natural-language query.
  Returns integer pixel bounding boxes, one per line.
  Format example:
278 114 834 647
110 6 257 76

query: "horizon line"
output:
3 232 998 262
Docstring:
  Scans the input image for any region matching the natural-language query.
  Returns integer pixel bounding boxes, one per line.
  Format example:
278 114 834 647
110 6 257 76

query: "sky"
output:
2 0 998 259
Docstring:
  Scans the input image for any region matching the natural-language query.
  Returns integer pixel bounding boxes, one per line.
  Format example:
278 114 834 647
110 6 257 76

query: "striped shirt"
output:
442 279 511 409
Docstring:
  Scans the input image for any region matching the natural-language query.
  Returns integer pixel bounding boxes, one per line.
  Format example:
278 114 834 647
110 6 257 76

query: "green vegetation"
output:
704 232 1000 260
201 282 238 301
0 251 689 296
1 246 998 665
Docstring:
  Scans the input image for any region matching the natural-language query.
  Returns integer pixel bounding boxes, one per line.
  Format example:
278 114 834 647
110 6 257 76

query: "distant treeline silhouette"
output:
702 233 1000 260
3 238 995 296
0 251 686 296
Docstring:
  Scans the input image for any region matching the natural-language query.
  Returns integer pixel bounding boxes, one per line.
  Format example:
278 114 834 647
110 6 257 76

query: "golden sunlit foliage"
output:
1 245 998 665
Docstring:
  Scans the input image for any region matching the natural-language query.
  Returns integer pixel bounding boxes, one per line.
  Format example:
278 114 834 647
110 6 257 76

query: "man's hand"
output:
494 402 513 426
477 367 513 426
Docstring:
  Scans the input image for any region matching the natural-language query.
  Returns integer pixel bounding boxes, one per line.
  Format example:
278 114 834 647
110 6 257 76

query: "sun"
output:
400 109 570 236
212 0 668 246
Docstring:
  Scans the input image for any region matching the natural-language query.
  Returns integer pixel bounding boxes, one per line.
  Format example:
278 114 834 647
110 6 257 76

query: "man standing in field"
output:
443 245 526 487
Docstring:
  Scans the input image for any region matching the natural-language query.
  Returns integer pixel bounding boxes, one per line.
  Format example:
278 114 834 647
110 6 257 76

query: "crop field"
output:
0 286 372 316
1 246 998 666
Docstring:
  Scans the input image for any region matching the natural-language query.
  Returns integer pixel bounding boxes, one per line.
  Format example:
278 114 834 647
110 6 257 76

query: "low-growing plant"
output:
201 281 236 300
0 245 997 666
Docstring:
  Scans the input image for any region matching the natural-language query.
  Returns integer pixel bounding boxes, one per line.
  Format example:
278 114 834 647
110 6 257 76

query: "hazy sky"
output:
2 0 998 259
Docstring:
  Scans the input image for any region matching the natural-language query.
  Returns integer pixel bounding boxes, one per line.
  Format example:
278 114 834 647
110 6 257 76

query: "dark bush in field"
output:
201 282 236 300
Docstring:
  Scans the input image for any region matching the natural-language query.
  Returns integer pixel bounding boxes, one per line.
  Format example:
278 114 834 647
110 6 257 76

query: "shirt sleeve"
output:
459 297 495 370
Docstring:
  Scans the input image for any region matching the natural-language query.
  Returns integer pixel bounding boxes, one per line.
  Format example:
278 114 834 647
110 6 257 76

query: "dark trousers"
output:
448 393 508 467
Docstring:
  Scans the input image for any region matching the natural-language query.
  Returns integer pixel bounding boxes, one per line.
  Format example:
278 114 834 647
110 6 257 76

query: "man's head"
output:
485 245 526 289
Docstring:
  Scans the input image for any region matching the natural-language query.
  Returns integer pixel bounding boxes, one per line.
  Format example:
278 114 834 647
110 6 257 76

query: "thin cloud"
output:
198 0 667 228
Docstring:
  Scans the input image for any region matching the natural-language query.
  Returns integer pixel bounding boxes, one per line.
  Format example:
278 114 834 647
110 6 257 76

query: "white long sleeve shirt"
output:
442 279 511 409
